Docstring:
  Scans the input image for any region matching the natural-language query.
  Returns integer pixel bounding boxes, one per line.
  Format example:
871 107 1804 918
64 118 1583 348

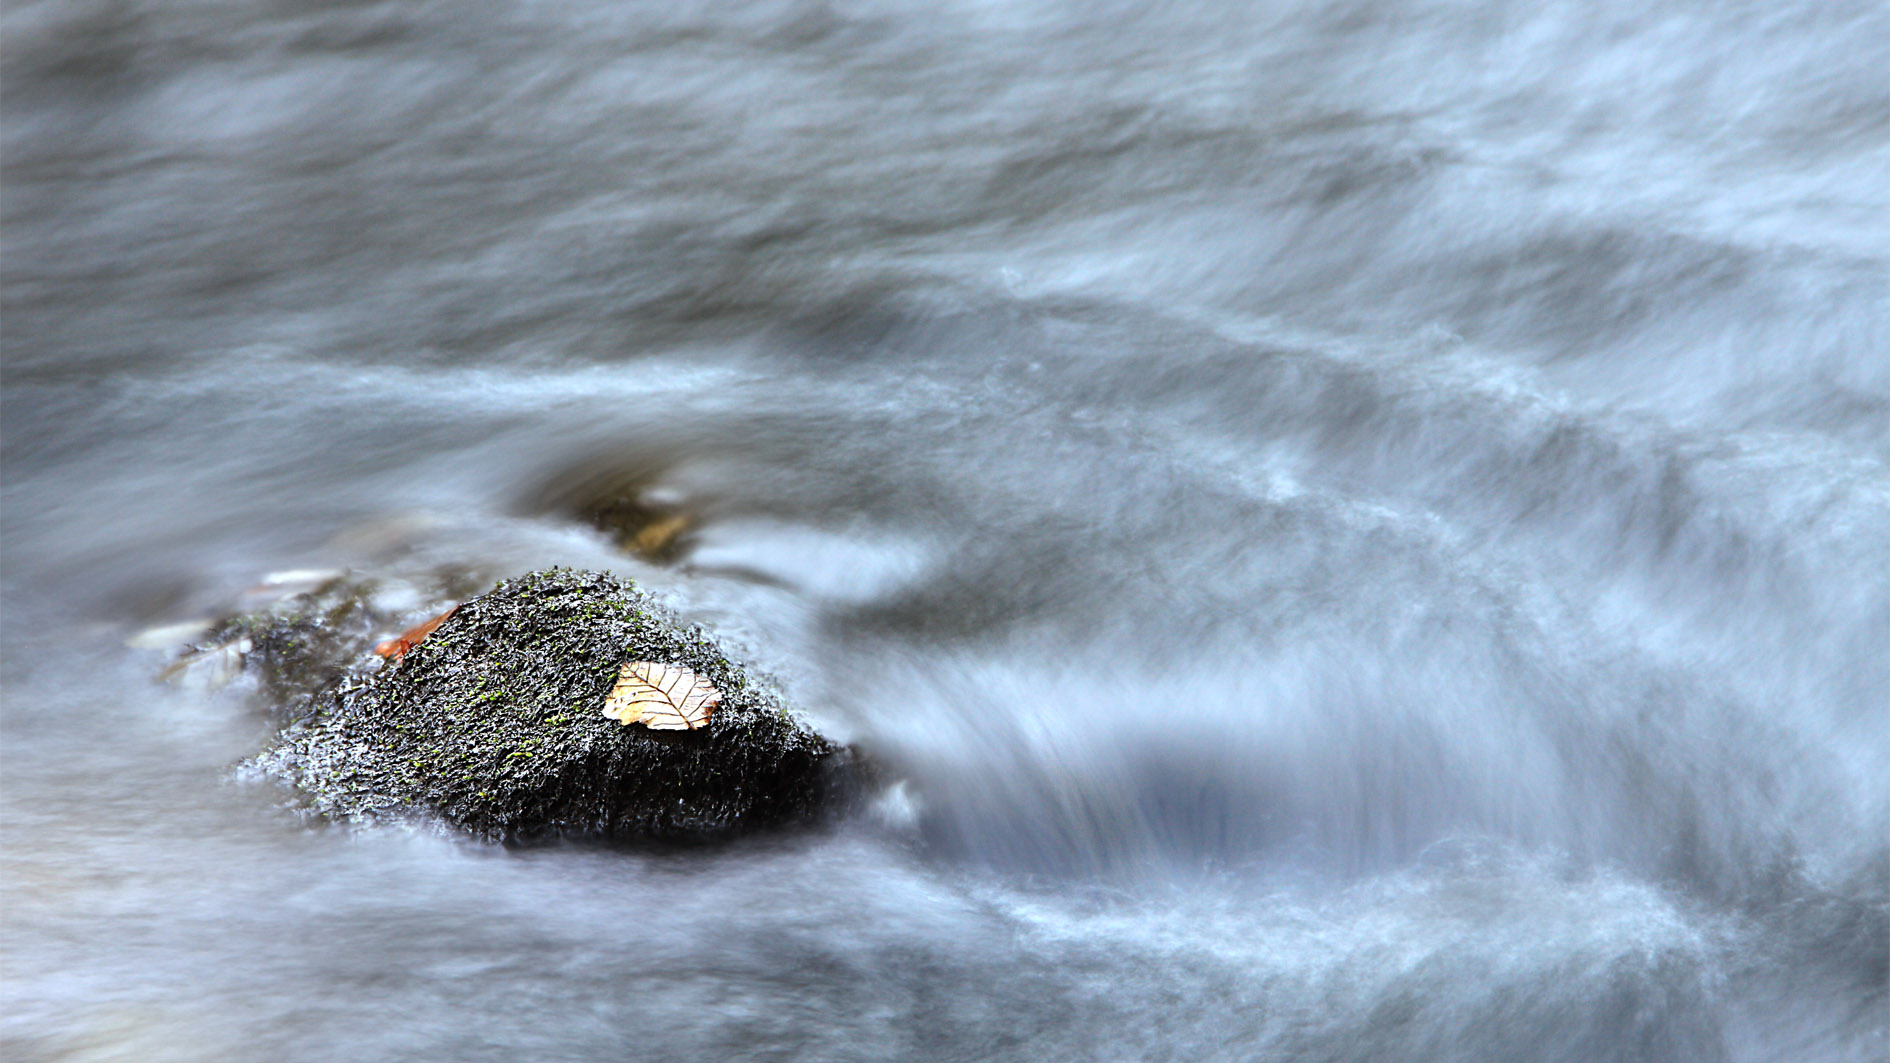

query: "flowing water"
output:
4 1 1887 1060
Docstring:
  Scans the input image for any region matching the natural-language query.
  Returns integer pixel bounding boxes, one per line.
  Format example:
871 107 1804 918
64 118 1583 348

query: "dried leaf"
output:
602 661 719 730
375 605 458 661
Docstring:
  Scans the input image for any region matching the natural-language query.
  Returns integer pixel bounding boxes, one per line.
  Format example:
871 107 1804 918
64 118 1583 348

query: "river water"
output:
3 1 1886 1060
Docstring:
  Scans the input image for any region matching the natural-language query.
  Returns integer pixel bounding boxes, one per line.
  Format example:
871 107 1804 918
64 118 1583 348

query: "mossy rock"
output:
251 568 852 842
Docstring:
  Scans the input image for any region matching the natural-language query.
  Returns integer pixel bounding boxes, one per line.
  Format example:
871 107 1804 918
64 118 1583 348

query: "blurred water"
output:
3 1 1886 1060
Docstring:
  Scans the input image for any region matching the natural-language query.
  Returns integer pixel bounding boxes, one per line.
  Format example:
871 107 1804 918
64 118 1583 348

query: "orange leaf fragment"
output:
375 605 458 661
602 661 719 730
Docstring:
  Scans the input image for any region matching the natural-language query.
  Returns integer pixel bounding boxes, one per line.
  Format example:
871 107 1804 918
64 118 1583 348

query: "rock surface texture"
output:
251 568 848 841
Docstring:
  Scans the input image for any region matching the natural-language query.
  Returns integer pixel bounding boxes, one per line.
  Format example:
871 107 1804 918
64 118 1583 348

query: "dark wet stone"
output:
173 571 422 718
247 568 854 842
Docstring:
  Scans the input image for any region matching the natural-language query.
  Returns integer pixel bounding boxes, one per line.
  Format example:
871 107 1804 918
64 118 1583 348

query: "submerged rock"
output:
524 454 699 563
164 571 413 708
249 568 851 842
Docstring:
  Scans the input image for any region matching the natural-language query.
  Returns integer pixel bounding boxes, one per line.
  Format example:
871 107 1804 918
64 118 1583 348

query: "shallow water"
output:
3 1 1886 1060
